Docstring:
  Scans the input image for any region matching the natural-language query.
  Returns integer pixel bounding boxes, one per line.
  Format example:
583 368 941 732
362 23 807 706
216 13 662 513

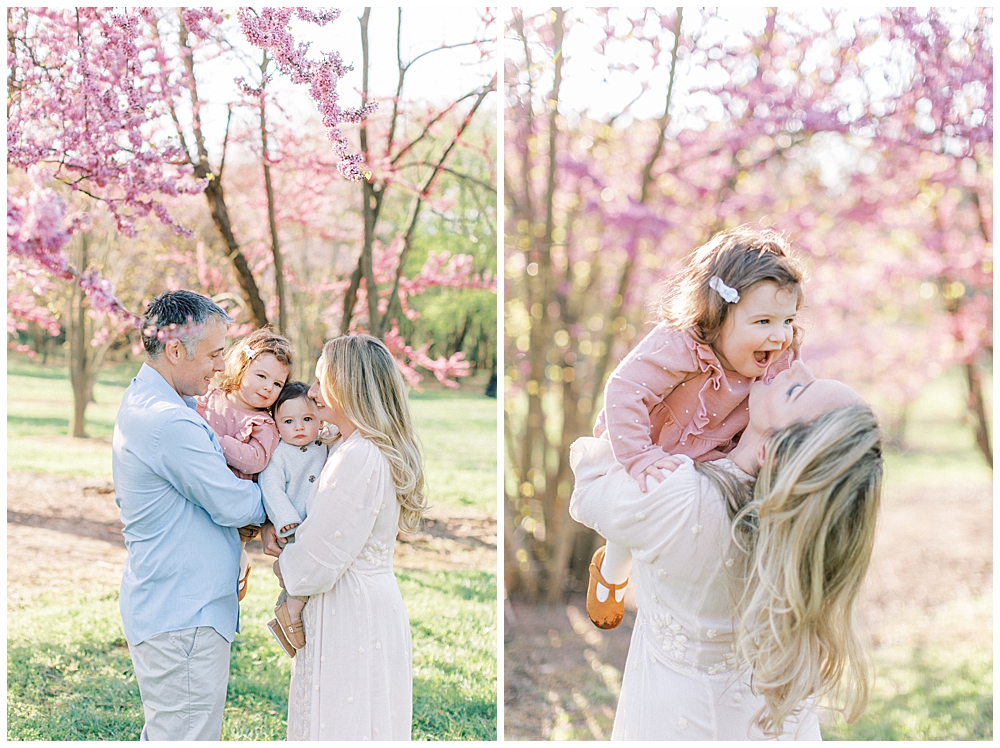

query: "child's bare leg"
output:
597 541 631 603
286 596 305 623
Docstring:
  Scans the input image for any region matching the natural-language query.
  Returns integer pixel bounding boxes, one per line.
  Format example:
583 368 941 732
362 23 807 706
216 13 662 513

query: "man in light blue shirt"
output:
113 290 269 740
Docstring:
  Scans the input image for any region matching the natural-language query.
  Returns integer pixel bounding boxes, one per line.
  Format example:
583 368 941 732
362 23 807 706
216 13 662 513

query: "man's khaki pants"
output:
128 626 231 741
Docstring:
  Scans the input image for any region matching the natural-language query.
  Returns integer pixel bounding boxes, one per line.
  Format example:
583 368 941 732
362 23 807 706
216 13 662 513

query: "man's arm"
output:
154 415 267 528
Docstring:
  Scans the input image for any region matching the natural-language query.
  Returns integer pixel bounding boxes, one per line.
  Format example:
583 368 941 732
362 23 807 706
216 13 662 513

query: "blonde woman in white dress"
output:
570 360 883 740
271 335 426 741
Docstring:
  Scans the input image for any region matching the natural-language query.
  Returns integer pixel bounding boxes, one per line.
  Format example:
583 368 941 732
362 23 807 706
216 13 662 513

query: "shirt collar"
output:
136 362 198 410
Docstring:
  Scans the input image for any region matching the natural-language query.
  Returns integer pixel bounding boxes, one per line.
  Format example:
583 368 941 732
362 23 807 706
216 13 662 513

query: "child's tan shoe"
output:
587 546 628 630
267 618 296 658
275 601 306 649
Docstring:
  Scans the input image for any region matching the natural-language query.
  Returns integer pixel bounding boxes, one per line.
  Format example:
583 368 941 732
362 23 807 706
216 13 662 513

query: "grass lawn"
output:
8 569 497 741
7 354 497 514
7 354 498 740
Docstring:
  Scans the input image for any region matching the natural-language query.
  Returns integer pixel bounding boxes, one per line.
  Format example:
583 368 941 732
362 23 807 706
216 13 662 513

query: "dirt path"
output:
504 475 993 740
6 472 496 602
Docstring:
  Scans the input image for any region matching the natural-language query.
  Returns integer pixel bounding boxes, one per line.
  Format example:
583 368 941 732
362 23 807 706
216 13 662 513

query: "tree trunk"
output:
353 8 384 340
965 360 992 468
178 13 268 329
260 51 287 334
485 355 497 398
197 164 270 329
67 233 91 438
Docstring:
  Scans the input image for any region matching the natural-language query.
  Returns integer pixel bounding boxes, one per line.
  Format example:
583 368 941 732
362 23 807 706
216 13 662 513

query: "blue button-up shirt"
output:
113 363 266 645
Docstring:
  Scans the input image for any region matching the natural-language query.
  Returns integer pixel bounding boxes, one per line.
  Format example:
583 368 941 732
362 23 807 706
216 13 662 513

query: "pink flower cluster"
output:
236 7 377 181
181 8 226 40
7 186 142 331
384 326 471 389
7 8 205 236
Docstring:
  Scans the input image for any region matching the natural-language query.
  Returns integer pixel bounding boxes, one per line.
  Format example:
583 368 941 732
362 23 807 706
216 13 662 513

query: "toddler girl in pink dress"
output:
196 328 293 601
587 225 804 629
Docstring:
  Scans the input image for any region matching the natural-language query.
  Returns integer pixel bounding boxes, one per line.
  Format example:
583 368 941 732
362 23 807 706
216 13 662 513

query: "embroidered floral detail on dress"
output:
651 612 688 660
706 646 738 675
691 524 703 535
678 717 688 729
359 540 390 567
706 629 718 639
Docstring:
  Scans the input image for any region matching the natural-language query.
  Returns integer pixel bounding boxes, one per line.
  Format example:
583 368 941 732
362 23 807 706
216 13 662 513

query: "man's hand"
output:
637 454 686 493
272 558 285 588
260 520 282 557
238 524 261 542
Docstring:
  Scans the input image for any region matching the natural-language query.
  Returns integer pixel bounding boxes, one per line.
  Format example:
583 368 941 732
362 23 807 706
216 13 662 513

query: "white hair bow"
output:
242 344 257 360
709 276 740 304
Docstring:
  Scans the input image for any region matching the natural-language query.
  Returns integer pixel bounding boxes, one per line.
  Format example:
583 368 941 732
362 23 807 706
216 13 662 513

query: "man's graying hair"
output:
141 290 233 359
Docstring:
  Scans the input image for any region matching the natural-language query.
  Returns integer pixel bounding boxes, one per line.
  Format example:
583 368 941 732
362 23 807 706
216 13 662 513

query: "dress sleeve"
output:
569 436 702 556
258 451 303 536
219 417 280 476
602 324 699 480
154 415 267 528
277 437 387 597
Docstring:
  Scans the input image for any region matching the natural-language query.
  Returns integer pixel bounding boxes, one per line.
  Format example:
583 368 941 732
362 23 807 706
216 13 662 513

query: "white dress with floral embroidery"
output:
569 436 822 741
278 430 412 741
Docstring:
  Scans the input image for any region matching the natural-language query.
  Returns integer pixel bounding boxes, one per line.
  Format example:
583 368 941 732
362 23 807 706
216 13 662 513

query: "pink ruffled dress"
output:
196 386 281 481
594 324 795 480
196 386 281 595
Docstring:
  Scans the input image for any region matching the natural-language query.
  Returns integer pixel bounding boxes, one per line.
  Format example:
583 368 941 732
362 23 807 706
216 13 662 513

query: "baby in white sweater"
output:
261 381 331 657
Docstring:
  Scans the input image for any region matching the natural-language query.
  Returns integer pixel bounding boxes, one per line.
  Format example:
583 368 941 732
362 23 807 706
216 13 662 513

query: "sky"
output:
191 7 495 159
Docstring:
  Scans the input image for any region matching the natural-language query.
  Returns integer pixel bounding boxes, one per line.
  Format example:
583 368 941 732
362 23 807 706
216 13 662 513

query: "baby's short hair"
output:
271 380 312 417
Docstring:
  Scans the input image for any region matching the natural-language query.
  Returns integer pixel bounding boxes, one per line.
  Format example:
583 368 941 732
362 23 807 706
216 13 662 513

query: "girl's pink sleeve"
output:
219 417 280 476
602 324 699 481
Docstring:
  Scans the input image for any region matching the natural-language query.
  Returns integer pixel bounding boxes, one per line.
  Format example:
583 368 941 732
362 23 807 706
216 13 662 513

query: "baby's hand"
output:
637 455 686 493
280 522 299 534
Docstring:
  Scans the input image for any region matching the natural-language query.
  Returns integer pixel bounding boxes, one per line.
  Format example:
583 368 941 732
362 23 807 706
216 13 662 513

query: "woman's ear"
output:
756 442 767 467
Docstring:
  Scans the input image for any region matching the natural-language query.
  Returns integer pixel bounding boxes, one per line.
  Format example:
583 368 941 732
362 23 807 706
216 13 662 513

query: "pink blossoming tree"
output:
505 7 992 598
8 6 497 434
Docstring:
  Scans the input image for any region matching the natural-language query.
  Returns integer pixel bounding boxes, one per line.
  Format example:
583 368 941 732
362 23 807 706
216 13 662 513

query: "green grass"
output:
823 645 993 740
411 396 497 513
400 571 498 740
8 569 496 740
7 354 498 513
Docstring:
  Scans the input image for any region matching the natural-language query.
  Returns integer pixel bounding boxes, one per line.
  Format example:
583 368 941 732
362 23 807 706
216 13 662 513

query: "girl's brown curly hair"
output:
216 328 294 394
656 225 805 349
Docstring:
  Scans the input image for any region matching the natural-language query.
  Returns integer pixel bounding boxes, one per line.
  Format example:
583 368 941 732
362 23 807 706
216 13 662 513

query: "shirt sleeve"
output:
259 451 304 536
153 415 267 528
569 436 701 556
277 437 386 597
219 418 280 476
602 324 699 480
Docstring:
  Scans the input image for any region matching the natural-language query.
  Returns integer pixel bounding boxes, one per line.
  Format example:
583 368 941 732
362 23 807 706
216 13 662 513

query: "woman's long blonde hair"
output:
696 405 883 736
317 335 427 533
